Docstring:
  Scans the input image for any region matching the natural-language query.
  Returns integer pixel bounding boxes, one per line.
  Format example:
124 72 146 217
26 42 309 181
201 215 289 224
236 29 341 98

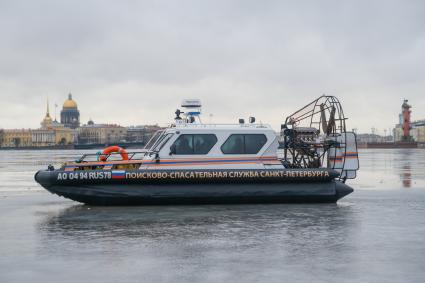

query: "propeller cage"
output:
281 95 359 181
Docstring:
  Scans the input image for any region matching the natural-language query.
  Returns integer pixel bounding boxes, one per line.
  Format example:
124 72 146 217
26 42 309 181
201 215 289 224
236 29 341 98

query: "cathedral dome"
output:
63 93 78 109
60 93 80 129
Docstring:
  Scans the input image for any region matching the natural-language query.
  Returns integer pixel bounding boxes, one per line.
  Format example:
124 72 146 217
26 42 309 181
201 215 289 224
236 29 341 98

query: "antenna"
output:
180 99 202 124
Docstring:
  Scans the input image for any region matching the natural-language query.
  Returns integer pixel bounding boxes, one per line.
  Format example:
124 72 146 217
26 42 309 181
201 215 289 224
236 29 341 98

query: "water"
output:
1 149 425 282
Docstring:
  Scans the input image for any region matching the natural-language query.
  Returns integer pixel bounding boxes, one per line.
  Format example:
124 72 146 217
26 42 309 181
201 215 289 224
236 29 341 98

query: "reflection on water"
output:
352 148 425 190
30 192 425 282
402 164 411 188
394 149 414 188
39 204 356 251
34 203 360 282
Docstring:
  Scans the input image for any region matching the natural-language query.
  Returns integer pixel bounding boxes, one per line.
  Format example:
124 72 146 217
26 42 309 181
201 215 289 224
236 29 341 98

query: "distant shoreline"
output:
0 145 75 151
358 142 425 149
0 142 146 150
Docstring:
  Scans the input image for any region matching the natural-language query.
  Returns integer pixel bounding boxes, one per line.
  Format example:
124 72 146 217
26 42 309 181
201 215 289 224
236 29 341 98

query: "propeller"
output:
320 104 327 134
326 106 336 136
320 104 336 136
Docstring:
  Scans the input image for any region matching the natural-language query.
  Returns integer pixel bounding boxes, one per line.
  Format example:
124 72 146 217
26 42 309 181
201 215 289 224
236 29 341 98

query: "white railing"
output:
174 123 271 129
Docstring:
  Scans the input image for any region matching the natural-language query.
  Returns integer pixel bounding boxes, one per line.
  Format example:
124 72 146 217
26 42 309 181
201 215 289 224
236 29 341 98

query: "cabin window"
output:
221 134 267 154
171 134 217 155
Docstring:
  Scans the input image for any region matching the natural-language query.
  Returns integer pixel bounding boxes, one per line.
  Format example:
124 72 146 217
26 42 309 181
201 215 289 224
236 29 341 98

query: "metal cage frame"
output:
281 95 353 180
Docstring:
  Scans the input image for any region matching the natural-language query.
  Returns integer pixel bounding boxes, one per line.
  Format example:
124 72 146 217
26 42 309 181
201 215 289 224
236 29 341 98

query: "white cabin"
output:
140 99 282 169
141 123 283 170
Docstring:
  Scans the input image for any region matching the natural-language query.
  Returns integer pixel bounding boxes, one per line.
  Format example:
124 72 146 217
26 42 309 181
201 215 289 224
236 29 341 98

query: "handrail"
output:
75 151 148 163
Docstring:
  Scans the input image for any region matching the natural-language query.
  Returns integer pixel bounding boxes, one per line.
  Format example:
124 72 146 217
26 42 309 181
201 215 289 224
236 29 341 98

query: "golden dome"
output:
63 93 78 109
43 115 52 123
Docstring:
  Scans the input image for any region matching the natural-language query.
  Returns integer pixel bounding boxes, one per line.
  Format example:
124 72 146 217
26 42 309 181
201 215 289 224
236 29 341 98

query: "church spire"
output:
46 97 50 117
41 96 53 129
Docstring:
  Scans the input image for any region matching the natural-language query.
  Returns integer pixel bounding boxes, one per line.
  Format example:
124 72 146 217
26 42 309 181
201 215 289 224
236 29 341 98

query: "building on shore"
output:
395 123 425 143
393 125 403 142
60 93 80 129
1 129 33 147
0 93 164 148
32 123 75 147
411 120 425 143
393 99 425 143
392 123 425 142
32 101 75 146
126 125 163 144
357 133 393 144
77 120 127 145
1 99 76 148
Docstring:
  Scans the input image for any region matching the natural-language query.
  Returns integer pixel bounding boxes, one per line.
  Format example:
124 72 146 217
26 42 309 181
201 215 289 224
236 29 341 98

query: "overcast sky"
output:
0 0 424 134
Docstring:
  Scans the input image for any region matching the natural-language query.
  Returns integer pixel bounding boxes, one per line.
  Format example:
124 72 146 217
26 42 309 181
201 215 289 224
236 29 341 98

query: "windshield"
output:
152 133 174 152
144 130 165 150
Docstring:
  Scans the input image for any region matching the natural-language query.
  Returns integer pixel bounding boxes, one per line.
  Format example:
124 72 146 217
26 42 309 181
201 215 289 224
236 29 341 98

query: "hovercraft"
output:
35 96 359 205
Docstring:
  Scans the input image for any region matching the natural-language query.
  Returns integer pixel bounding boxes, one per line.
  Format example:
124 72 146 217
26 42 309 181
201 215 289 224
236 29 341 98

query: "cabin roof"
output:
173 123 272 131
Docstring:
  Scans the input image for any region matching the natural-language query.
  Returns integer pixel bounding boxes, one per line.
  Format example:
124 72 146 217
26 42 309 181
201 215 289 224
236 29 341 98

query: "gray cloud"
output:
0 0 424 133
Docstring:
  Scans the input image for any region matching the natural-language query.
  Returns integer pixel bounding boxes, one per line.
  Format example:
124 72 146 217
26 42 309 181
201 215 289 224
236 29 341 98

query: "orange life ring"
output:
99 146 129 162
